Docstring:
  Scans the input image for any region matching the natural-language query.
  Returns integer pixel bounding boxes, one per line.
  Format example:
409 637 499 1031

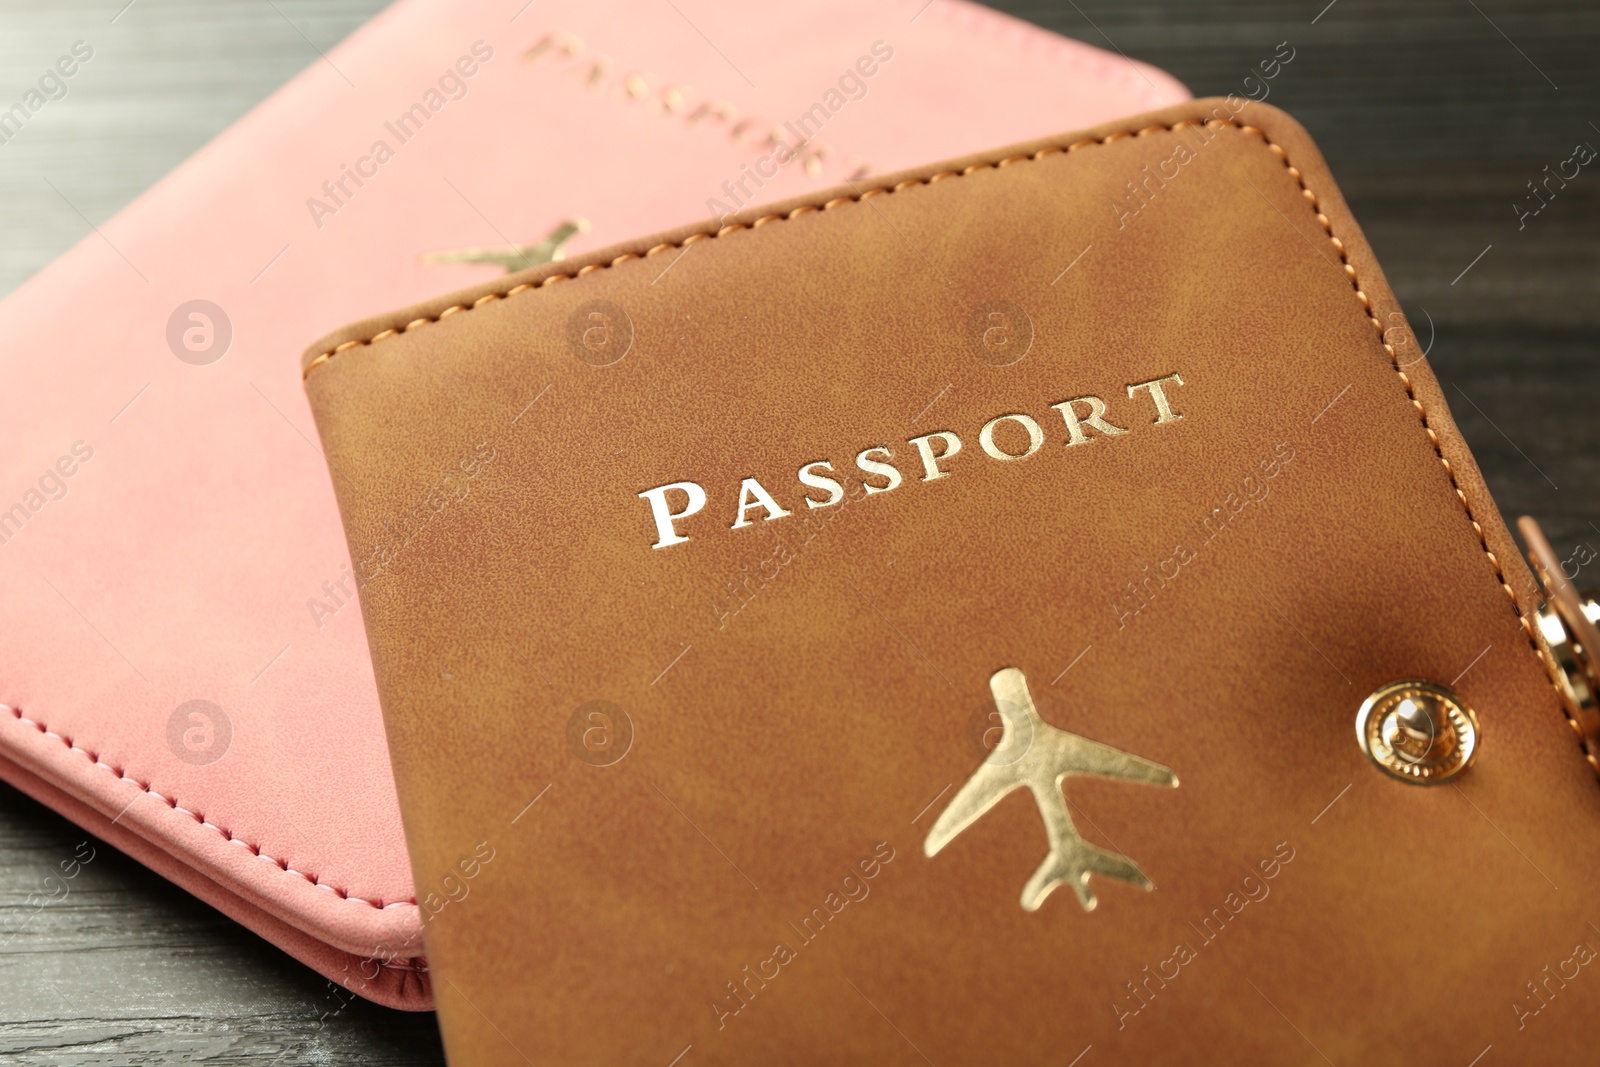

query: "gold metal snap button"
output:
1356 680 1479 784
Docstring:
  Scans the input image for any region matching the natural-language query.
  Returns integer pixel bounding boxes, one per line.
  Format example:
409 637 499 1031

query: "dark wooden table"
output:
1 0 1594 1062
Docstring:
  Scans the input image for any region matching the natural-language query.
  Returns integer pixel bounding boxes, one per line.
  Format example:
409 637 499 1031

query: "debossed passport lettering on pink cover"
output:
0 0 1186 1007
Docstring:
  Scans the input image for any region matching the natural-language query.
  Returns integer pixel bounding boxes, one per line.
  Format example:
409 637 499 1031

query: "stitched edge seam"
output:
302 128 1159 378
1252 166 1594 772
300 115 1591 775
3 701 420 914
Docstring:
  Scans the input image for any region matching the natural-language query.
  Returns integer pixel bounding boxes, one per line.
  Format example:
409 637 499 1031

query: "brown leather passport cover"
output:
303 99 1600 1065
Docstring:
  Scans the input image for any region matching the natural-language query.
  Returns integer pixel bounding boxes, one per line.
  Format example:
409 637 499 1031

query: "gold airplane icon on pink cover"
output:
422 218 588 272
925 668 1179 912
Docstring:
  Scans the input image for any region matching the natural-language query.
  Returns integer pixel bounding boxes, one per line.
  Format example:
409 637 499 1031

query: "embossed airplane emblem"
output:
925 668 1178 912
421 218 588 273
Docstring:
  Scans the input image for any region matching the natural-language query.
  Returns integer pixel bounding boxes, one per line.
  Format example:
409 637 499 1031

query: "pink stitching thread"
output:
2 701 417 912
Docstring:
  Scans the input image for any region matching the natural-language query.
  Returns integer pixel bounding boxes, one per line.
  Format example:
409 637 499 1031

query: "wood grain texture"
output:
0 0 1594 1062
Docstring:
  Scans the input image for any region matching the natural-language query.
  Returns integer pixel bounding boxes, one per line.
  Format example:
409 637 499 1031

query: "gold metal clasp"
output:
1518 517 1600 754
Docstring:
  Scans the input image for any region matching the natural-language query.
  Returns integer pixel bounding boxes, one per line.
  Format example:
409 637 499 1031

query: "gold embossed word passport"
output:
303 99 1600 1065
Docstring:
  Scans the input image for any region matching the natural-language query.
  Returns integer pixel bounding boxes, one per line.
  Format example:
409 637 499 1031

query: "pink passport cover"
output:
0 0 1186 1008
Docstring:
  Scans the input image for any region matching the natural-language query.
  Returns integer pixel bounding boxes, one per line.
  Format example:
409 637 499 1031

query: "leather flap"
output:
304 98 1597 1065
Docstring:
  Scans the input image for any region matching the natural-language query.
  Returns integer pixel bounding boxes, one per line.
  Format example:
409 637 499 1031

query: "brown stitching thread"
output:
301 118 1229 379
1240 128 1531 619
1241 128 1594 775
1233 127 1593 774
2 700 419 913
302 117 1588 774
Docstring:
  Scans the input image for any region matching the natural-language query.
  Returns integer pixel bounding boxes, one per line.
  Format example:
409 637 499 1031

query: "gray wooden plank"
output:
0 787 444 1064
